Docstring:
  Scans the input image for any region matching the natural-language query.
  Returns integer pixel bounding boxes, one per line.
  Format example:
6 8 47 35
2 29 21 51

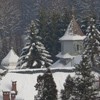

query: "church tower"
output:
52 16 85 67
59 16 85 56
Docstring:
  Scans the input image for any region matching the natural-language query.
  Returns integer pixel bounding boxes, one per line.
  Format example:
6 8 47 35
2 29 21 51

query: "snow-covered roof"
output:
0 69 6 74
1 48 19 70
60 35 86 41
56 52 75 59
51 55 82 68
59 16 85 41
0 68 100 100
0 69 75 100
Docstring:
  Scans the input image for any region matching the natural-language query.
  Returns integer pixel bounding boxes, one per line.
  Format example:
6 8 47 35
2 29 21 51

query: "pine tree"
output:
17 21 53 69
35 68 57 100
71 54 98 100
37 8 71 62
36 8 48 48
37 11 62 61
61 75 75 100
34 75 44 100
69 18 99 100
84 18 100 68
42 68 57 100
46 12 61 61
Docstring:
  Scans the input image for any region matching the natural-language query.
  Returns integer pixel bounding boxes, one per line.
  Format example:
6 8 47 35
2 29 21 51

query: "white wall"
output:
61 40 84 55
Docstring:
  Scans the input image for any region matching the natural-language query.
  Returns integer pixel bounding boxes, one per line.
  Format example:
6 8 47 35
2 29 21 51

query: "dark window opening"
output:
77 45 79 51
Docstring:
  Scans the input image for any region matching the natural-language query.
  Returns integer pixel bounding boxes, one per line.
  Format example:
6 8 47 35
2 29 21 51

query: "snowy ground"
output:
0 68 100 100
0 69 75 100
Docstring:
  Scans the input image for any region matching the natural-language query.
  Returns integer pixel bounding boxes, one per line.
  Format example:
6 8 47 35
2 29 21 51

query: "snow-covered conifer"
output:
61 75 75 100
70 19 99 99
17 21 53 69
42 68 58 100
71 54 98 100
84 18 100 68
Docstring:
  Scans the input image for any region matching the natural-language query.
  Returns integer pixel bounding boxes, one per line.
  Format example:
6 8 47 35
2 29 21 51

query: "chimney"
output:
11 92 16 100
12 81 17 95
3 91 10 100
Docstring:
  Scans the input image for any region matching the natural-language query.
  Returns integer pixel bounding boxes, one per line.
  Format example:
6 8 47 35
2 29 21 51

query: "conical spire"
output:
1 48 19 70
59 16 85 40
71 15 84 36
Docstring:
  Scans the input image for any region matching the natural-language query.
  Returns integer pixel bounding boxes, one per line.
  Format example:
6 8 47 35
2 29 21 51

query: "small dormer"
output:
59 16 85 56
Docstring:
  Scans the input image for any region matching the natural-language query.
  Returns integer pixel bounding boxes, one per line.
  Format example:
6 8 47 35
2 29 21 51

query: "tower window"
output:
77 44 79 51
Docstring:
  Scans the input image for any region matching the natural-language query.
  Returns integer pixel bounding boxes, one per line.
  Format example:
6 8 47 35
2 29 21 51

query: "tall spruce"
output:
84 18 100 69
71 54 98 100
42 68 57 100
37 11 62 61
34 75 44 100
36 9 48 49
17 21 53 69
37 8 71 61
46 12 61 61
35 68 57 100
70 18 99 100
61 75 75 100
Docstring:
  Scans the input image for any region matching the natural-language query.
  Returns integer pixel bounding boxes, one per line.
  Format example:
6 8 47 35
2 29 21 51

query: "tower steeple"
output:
52 16 86 68
60 16 84 41
59 16 85 56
